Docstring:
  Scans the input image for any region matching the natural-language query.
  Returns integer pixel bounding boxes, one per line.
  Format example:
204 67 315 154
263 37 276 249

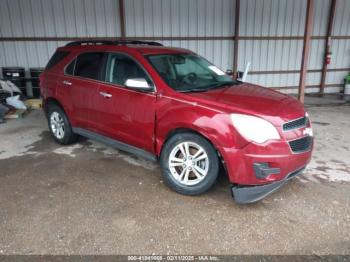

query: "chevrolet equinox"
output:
40 40 313 203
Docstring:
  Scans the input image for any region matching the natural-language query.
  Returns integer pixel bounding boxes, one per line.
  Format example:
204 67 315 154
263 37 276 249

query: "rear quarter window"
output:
45 51 70 70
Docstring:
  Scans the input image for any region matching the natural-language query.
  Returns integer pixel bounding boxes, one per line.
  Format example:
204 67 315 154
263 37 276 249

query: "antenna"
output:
241 62 251 82
237 62 251 82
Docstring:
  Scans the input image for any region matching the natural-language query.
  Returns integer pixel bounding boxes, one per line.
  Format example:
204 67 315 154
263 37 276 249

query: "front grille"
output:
288 136 313 153
283 116 307 131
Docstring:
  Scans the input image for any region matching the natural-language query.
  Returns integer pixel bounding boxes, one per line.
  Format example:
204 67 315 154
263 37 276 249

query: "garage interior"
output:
0 0 349 256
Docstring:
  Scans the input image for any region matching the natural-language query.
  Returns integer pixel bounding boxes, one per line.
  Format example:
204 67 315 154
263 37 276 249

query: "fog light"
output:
253 163 281 179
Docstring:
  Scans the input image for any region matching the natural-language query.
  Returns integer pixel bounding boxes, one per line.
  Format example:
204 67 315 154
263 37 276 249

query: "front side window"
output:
74 52 105 80
105 53 152 86
147 54 239 92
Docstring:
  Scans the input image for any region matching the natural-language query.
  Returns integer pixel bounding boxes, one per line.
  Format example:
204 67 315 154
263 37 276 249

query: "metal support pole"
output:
298 0 314 103
233 0 240 76
119 0 126 39
320 0 337 96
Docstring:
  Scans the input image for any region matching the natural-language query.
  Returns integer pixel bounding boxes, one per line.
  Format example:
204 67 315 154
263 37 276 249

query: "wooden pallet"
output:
24 99 42 109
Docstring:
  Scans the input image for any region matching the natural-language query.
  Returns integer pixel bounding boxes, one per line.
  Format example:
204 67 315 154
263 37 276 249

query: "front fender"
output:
155 95 247 156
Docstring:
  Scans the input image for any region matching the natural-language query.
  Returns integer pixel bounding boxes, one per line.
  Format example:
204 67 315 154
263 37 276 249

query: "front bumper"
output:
219 137 313 185
231 166 305 204
218 134 313 203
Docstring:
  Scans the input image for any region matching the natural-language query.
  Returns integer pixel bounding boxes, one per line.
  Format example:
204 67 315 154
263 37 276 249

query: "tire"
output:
160 133 219 196
47 104 78 145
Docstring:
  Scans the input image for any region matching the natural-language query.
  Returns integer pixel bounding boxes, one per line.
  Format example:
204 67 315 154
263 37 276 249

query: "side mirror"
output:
124 78 152 91
226 69 233 76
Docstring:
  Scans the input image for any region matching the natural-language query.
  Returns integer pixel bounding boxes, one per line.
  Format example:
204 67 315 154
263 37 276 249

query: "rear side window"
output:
75 52 105 80
45 51 70 70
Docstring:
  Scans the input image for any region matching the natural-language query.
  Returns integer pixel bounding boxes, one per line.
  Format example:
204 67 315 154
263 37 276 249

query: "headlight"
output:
304 112 313 136
230 114 280 143
305 111 311 124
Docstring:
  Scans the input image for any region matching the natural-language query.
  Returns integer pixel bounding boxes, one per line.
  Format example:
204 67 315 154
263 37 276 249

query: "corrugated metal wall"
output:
239 0 348 94
327 0 350 91
0 0 121 68
125 0 235 70
125 0 235 37
239 0 306 90
0 0 349 94
0 0 234 71
307 0 329 93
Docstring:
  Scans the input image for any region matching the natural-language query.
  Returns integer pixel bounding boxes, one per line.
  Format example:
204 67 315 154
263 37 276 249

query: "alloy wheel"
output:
168 141 209 186
50 111 65 139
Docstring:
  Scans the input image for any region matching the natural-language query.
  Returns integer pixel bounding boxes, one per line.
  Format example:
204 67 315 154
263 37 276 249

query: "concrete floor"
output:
0 98 349 255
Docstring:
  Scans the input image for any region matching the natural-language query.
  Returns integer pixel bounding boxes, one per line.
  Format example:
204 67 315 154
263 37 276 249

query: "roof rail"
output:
65 40 163 47
121 40 163 46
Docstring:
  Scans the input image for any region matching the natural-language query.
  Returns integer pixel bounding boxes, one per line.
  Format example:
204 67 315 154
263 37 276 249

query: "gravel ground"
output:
0 102 349 255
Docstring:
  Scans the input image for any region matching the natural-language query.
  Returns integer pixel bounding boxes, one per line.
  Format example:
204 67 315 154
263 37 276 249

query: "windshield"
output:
147 54 239 92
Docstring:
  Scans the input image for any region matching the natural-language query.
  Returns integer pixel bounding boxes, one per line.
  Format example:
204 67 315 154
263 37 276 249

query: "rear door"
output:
42 50 70 111
94 52 157 153
58 52 106 130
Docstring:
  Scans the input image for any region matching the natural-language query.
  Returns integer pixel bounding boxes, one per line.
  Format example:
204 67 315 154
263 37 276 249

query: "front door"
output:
95 53 156 153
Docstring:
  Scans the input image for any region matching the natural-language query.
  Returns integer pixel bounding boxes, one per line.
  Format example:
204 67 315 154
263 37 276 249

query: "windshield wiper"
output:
178 81 238 93
206 81 238 90
179 89 211 93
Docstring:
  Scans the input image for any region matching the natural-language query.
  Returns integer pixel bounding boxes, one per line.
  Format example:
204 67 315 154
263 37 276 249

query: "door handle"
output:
62 80 72 86
99 91 112 98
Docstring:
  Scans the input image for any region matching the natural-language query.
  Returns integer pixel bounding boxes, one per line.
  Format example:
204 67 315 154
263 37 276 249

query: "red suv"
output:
40 40 313 204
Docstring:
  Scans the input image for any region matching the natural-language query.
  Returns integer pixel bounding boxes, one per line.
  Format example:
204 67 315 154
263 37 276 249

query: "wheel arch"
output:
44 97 64 115
158 127 226 167
158 127 229 182
44 97 75 127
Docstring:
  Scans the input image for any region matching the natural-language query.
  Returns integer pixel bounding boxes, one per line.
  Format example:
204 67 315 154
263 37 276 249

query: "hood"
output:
184 83 305 123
